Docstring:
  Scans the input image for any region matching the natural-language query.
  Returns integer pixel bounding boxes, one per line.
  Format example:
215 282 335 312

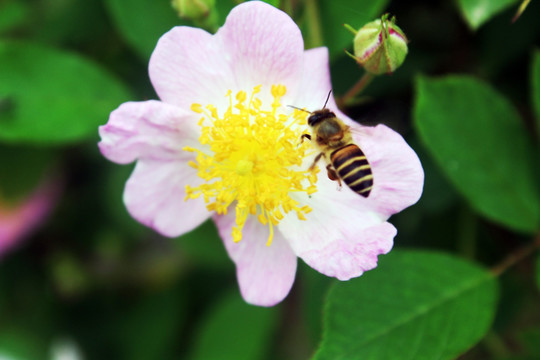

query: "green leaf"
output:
190 291 278 360
519 326 540 357
0 0 30 33
532 50 540 137
300 263 333 347
318 0 389 59
414 75 540 233
30 0 111 45
0 329 49 360
314 250 499 360
261 0 280 7
105 0 186 60
0 41 132 145
455 0 518 30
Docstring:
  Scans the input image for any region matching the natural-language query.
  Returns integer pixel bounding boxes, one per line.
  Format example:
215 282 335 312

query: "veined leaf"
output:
314 250 498 360
414 75 540 233
0 41 132 144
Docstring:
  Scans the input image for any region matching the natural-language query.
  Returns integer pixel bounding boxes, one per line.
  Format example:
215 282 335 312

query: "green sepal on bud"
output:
345 14 408 75
171 0 215 21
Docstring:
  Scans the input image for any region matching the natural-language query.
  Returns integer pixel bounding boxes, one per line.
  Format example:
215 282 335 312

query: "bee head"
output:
308 109 336 127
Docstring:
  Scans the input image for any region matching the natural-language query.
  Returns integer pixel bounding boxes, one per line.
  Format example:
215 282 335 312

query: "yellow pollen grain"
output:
183 85 319 246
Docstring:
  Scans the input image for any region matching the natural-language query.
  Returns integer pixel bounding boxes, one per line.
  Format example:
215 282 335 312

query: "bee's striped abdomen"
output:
330 144 373 197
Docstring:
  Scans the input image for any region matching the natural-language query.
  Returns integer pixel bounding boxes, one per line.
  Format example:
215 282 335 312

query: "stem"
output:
512 0 531 23
304 0 323 48
482 331 513 359
491 233 540 276
338 72 375 107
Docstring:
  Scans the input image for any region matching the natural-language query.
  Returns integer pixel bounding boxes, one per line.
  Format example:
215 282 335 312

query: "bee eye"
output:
308 114 321 126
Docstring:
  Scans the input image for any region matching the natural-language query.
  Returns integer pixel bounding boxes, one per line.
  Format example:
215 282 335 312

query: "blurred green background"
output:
0 0 539 359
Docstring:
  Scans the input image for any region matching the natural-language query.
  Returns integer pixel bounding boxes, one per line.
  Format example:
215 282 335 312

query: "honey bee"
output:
292 93 374 198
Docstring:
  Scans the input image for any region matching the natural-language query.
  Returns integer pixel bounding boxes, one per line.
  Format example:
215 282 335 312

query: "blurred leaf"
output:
115 286 187 360
189 291 278 360
455 0 518 30
0 0 30 33
0 41 132 144
533 49 540 136
520 327 540 357
0 329 48 360
318 0 389 59
214 0 237 26
105 0 186 60
261 0 280 7
0 145 55 203
300 263 333 347
414 75 540 233
30 0 110 45
314 250 498 360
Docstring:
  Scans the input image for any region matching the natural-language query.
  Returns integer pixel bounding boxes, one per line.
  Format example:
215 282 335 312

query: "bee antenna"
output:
287 105 312 114
322 90 332 109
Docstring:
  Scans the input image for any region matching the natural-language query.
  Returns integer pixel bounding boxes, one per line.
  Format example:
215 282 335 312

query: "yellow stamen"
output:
184 85 318 246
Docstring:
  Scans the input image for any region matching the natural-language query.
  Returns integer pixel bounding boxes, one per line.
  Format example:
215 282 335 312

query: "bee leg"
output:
326 164 342 188
300 133 312 145
309 152 324 170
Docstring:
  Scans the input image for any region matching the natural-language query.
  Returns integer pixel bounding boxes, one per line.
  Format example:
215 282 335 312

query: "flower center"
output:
184 85 318 246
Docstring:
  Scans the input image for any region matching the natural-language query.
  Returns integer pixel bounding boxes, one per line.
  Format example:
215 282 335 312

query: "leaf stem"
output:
491 233 540 276
304 0 323 48
338 72 375 107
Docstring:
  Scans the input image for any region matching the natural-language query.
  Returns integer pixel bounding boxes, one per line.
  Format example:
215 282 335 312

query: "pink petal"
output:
149 2 305 109
98 101 199 164
149 27 234 109
353 124 424 217
124 160 209 238
217 1 304 96
214 213 297 307
294 47 339 111
292 221 395 280
279 124 422 280
0 176 61 258
279 182 395 279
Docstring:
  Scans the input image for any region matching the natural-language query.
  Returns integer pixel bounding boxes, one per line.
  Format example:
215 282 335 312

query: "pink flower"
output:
98 1 424 306
0 176 60 258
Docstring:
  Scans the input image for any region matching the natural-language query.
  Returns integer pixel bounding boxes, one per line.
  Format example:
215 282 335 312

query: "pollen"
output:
184 85 318 246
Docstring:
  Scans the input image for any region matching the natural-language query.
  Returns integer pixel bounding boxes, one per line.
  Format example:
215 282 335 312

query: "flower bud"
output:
345 14 408 75
171 0 215 21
